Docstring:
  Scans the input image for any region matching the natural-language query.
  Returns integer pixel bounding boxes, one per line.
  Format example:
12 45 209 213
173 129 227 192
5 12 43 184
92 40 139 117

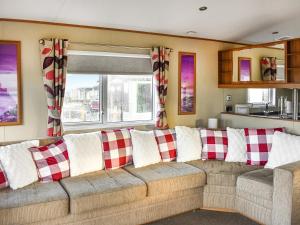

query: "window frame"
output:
247 88 276 108
62 73 156 129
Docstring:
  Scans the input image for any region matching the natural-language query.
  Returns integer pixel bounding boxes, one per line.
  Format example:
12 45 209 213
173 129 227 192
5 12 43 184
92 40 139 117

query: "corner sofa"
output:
0 138 300 225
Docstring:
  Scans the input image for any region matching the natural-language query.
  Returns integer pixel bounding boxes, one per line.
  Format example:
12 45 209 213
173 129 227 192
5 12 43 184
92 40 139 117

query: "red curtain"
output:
40 39 68 137
151 47 171 129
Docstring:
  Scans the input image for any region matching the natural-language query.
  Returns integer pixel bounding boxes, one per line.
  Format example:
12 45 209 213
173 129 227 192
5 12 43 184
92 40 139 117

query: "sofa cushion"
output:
200 129 228 160
154 129 177 162
0 182 68 225
130 130 161 168
0 163 8 189
237 169 273 201
187 160 260 186
124 162 206 196
244 128 284 166
60 169 146 214
101 129 133 170
29 139 70 182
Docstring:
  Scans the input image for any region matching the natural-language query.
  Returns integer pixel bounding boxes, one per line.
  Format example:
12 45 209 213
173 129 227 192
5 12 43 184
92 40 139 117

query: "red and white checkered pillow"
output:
101 129 133 170
29 139 70 182
154 129 177 162
200 129 228 160
244 128 285 166
0 163 8 189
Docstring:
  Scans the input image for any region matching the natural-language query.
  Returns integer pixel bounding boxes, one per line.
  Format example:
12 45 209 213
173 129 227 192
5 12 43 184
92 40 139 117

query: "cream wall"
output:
232 47 284 82
0 21 239 142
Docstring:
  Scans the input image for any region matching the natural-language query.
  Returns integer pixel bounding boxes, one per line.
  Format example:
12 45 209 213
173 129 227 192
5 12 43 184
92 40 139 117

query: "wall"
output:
221 113 300 135
232 47 284 81
223 88 293 107
0 20 238 142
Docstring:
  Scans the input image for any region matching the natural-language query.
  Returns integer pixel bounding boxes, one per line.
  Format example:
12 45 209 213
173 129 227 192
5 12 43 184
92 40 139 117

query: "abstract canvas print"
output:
178 52 196 115
238 57 251 81
0 41 22 125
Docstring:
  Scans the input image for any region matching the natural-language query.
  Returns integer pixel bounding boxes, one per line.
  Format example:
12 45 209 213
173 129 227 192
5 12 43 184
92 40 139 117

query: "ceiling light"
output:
277 36 293 41
199 6 208 11
186 31 197 35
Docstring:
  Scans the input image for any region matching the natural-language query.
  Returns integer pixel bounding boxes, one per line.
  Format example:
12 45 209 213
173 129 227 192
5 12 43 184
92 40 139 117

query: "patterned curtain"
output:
151 47 171 129
40 39 68 137
261 57 277 81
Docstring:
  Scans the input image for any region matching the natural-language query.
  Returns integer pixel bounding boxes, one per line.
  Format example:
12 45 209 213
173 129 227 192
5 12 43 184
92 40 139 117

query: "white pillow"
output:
63 132 104 176
175 126 202 162
130 130 161 168
0 140 39 190
265 131 300 169
225 127 247 163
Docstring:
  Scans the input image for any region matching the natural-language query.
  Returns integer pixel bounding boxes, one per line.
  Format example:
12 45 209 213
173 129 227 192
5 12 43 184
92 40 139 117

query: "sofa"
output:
0 137 300 225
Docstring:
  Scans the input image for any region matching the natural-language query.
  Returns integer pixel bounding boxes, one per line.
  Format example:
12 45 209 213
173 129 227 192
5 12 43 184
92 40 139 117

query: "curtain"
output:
261 57 277 81
151 47 171 129
40 39 68 137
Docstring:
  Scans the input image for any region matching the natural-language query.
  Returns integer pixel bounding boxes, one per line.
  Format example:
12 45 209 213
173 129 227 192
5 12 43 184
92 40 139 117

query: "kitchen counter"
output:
221 112 299 122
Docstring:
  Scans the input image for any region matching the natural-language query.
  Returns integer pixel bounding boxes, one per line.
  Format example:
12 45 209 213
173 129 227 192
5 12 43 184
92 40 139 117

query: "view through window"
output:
62 74 154 125
247 88 276 106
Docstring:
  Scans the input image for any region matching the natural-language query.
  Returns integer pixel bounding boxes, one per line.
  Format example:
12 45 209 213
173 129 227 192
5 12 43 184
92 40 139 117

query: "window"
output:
247 88 276 106
62 73 154 125
63 50 154 127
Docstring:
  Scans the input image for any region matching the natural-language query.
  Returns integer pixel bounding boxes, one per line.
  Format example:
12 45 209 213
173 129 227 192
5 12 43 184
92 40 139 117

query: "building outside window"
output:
62 73 154 125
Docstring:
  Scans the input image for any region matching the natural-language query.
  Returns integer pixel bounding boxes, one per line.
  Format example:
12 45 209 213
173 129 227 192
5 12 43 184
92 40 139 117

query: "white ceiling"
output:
1 0 300 43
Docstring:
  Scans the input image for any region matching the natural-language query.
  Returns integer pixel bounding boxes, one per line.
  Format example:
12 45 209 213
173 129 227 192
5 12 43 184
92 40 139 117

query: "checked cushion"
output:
244 128 285 166
29 139 70 182
101 129 133 170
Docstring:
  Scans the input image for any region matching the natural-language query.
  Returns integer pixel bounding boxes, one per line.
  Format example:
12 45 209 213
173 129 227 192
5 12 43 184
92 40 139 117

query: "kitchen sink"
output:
249 111 280 116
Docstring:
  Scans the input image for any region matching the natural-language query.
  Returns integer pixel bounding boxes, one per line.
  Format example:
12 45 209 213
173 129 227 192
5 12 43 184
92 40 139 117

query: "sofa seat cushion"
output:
124 162 206 196
187 160 260 186
237 169 273 200
0 182 68 225
60 169 146 214
236 169 273 209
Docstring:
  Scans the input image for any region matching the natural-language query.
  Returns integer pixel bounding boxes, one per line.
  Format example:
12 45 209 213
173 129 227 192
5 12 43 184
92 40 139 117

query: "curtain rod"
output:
40 39 173 52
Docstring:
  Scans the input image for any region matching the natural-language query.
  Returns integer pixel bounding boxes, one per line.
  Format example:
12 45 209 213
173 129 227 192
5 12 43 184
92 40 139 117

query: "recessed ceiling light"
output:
186 31 197 35
199 6 208 11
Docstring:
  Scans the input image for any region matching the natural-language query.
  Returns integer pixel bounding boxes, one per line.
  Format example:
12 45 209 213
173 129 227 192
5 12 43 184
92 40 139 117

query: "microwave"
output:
235 104 252 115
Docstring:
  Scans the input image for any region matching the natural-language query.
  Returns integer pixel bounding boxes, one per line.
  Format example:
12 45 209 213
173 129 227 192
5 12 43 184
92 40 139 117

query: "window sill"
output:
63 121 156 134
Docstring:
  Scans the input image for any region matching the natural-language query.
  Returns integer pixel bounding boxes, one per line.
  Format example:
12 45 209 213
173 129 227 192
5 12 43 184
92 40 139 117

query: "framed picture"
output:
178 52 196 115
0 41 22 126
238 57 251 82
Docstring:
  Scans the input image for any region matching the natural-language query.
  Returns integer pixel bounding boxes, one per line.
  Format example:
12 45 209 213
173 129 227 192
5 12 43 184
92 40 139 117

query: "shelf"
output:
288 67 300 69
218 82 300 89
287 52 300 56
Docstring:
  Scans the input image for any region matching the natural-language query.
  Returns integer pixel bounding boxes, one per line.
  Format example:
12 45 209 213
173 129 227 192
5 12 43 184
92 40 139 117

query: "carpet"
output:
146 209 259 225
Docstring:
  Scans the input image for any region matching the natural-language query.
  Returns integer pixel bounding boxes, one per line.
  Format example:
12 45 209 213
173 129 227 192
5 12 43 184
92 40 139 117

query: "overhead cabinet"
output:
218 38 300 88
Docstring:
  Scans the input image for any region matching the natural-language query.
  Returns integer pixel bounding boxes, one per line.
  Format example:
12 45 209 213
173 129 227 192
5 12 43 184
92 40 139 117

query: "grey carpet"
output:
146 209 259 225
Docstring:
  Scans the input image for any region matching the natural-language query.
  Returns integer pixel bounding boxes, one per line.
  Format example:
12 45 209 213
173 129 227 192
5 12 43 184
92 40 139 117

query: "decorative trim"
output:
0 18 247 45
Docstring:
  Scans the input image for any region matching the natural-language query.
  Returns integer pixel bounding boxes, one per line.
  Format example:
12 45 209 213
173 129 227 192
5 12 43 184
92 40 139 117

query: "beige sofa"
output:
0 139 300 225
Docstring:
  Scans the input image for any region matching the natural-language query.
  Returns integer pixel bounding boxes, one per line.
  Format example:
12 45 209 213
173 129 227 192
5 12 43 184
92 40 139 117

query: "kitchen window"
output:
62 50 154 128
247 88 276 106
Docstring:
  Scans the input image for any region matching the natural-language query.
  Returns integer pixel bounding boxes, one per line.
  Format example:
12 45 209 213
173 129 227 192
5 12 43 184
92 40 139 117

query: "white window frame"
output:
62 73 156 130
247 88 276 108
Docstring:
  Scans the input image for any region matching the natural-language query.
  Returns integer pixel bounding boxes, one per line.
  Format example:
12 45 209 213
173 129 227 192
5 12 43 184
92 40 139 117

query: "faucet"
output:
263 102 271 115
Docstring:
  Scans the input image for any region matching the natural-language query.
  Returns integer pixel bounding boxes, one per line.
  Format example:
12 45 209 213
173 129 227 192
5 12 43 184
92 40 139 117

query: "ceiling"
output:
1 0 300 44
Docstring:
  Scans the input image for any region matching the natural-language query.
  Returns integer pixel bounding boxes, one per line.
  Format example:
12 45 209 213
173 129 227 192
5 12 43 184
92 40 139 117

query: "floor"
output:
146 209 259 225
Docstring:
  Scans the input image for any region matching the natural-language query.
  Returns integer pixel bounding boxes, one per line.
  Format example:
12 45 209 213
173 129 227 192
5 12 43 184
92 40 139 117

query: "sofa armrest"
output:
272 161 300 225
